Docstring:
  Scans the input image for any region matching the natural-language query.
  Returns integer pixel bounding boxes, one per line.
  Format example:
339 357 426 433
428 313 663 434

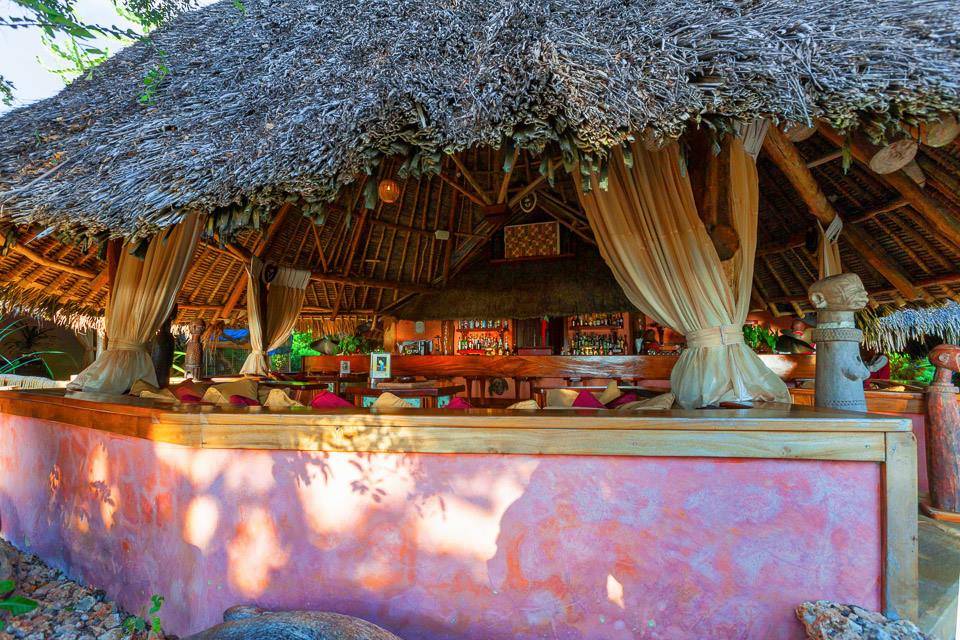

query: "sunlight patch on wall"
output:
227 506 289 597
183 495 219 552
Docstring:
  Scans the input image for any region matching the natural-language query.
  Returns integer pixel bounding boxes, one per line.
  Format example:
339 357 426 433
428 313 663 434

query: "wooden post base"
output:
920 501 960 524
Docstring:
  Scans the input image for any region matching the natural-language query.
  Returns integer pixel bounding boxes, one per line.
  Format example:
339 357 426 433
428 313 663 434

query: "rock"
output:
184 608 404 640
0 543 16 596
796 601 930 639
73 595 97 613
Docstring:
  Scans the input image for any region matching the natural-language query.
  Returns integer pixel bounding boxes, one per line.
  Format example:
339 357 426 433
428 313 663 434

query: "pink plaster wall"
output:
0 415 882 639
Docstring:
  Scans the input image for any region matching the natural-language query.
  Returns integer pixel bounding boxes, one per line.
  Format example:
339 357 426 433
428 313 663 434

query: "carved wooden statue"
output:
184 318 206 380
809 273 870 412
926 344 960 515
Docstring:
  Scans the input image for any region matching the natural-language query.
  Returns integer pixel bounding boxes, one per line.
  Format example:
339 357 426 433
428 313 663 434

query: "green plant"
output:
138 47 169 105
742 324 778 352
0 319 64 378
122 593 164 638
0 580 38 616
888 352 935 385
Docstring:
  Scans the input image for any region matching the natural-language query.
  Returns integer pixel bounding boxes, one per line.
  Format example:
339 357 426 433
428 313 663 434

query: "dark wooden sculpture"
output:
184 318 206 380
151 305 177 388
925 344 960 518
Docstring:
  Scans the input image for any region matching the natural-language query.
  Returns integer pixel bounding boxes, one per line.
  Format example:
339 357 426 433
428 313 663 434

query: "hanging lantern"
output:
378 179 401 204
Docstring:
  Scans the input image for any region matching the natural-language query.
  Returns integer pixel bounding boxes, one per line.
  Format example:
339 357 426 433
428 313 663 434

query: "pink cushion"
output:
445 397 473 409
606 392 639 409
572 390 606 408
179 393 203 404
310 391 353 409
172 381 206 402
229 394 260 407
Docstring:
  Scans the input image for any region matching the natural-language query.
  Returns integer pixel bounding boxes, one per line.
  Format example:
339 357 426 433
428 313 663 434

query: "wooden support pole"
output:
762 127 921 301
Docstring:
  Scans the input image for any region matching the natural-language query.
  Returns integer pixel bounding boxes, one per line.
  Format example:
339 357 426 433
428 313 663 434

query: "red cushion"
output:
445 397 473 409
310 391 353 409
605 392 639 409
171 381 206 402
572 390 606 408
229 394 260 407
179 393 203 404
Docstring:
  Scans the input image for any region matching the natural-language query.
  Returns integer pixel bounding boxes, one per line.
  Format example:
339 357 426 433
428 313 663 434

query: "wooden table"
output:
343 384 466 408
260 374 367 403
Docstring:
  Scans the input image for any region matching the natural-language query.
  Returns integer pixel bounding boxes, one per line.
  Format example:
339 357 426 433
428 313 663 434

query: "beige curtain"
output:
68 214 203 394
240 257 311 375
818 215 843 279
578 138 790 408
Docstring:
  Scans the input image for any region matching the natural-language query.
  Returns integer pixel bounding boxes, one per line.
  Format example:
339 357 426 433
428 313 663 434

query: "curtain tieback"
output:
107 339 148 352
686 325 744 349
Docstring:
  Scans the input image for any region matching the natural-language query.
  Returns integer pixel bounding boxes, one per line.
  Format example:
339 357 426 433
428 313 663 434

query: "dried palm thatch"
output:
863 302 960 352
1 0 959 246
396 251 637 320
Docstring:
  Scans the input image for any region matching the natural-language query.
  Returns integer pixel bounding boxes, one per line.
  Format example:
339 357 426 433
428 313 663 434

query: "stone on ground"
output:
0 538 148 639
797 601 930 640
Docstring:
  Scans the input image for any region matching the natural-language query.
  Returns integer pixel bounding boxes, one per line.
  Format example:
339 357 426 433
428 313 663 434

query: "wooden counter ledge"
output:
0 389 910 462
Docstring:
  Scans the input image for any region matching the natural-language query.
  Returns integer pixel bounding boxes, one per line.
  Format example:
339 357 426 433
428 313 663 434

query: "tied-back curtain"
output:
577 138 790 408
818 216 843 279
68 214 203 394
240 257 311 375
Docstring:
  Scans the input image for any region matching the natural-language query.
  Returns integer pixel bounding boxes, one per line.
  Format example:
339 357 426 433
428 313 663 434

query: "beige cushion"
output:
544 388 579 408
139 388 179 404
202 378 259 405
507 399 540 410
615 393 675 411
371 392 412 409
263 388 303 409
130 379 160 396
596 381 622 405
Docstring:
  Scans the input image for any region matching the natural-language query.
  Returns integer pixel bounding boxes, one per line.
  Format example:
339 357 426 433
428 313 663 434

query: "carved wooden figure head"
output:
808 273 869 311
930 344 960 374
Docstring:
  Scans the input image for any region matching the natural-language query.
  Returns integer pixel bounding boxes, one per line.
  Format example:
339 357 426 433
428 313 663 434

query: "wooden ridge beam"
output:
762 127 921 301
309 272 434 293
817 125 960 250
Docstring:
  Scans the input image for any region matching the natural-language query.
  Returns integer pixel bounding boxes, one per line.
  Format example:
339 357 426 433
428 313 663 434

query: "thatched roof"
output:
395 250 637 320
0 0 960 329
1 0 959 241
864 302 960 352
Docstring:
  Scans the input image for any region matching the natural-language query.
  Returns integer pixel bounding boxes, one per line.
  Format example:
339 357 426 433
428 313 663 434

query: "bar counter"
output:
0 389 915 639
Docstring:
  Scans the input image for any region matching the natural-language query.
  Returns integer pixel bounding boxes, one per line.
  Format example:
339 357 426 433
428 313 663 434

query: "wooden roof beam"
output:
762 127 921 301
8 243 95 279
218 203 292 319
817 124 960 250
450 154 493 206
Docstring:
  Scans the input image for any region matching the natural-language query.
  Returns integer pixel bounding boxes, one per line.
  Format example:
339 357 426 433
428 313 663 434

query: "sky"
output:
0 0 211 115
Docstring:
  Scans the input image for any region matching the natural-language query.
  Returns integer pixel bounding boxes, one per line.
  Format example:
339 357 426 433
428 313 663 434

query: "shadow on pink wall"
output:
0 416 882 639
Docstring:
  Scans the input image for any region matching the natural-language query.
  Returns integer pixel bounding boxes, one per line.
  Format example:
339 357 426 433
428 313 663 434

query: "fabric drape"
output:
577 138 790 408
68 214 203 394
817 216 843 278
240 257 311 375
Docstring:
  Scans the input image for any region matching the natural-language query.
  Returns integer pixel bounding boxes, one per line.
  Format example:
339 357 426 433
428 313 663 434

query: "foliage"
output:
887 352 935 385
138 46 169 105
0 0 197 105
122 593 164 639
0 580 38 616
290 331 321 358
742 324 778 353
0 319 64 378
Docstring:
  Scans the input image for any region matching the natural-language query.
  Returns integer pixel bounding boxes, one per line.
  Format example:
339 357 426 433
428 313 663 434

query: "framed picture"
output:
370 352 391 379
339 359 351 375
